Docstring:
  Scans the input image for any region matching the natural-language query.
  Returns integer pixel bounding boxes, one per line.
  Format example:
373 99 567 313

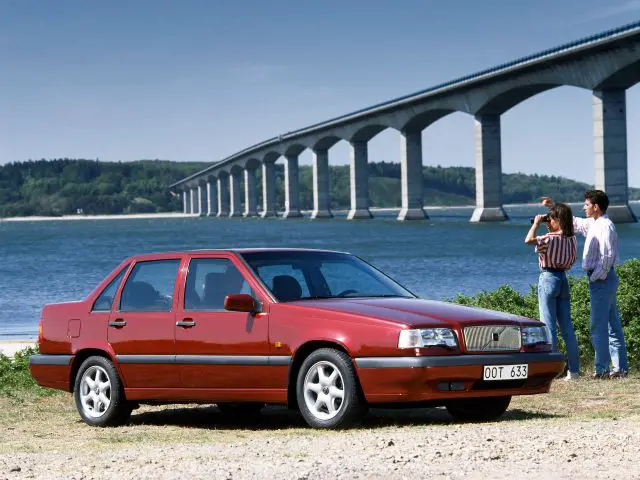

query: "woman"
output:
524 203 580 380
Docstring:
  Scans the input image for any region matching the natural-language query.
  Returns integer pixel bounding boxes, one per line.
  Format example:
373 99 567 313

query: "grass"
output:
2 347 639 454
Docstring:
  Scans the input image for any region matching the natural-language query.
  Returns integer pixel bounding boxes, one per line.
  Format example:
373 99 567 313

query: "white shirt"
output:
573 214 619 281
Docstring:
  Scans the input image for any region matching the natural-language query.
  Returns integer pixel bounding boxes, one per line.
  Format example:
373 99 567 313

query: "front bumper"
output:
355 352 565 404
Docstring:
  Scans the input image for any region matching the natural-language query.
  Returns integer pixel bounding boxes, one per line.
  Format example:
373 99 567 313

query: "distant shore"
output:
2 200 638 222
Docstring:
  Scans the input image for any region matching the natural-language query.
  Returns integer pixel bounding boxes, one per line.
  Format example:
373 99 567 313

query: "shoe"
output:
591 372 609 380
564 372 580 381
609 370 629 379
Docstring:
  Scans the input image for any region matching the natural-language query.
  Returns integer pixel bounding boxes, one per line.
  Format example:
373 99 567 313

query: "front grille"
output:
463 325 521 352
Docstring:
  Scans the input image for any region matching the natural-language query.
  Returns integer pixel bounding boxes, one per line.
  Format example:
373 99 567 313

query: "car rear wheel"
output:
445 396 511 422
73 356 131 427
296 348 365 429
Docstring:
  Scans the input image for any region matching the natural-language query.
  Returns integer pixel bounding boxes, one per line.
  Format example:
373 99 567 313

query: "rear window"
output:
92 264 130 312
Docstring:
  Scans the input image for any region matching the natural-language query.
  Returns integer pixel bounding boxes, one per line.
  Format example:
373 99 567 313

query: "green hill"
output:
0 158 638 217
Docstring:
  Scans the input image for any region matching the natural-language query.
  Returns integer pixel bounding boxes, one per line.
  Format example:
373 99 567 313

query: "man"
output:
542 190 628 379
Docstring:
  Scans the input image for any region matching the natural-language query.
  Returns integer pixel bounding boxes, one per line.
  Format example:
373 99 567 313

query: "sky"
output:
2 0 640 186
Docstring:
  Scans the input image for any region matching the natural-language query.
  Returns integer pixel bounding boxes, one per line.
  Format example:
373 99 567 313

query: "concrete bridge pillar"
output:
229 172 243 217
244 168 258 217
348 141 373 220
311 148 333 219
189 188 196 215
198 184 207 216
470 114 508 222
217 176 230 217
206 180 217 216
261 161 277 218
593 89 637 223
283 155 302 218
182 190 188 214
399 130 427 220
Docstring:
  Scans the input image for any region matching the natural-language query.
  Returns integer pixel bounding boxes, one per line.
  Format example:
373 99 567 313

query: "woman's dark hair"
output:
548 203 574 237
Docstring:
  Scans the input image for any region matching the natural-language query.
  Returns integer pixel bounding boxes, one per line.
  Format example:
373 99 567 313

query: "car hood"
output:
289 297 538 327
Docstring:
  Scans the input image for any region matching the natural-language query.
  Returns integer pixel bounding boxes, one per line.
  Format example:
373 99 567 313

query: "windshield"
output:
239 251 415 302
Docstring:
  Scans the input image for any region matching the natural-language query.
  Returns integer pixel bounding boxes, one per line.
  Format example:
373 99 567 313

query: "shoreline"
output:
5 200 638 222
0 200 640 223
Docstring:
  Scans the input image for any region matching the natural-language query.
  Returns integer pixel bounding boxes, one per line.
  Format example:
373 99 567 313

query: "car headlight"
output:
398 328 458 349
521 326 550 346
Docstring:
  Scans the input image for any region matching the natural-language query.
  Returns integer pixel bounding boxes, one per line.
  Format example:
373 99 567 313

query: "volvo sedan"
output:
29 248 564 429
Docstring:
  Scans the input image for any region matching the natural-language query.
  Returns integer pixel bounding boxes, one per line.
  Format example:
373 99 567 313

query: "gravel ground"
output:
1 415 639 480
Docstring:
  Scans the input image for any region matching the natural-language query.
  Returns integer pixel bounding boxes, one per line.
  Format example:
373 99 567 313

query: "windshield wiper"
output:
298 295 336 300
356 294 413 298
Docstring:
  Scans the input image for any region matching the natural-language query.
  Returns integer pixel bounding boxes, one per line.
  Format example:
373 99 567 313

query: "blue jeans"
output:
538 270 580 374
588 268 629 375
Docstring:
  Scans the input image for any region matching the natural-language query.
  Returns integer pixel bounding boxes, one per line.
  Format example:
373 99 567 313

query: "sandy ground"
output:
0 212 192 222
0 405 639 479
0 341 36 357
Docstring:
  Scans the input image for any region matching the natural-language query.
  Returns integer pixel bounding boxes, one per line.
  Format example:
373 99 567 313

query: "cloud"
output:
576 0 640 24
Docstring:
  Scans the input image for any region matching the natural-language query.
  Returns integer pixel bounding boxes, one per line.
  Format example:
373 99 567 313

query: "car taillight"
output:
38 317 43 346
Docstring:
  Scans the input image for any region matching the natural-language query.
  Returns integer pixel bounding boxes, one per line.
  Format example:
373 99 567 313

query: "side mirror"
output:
224 294 260 314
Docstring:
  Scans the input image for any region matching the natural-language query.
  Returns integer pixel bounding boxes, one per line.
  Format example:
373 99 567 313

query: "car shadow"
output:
127 405 560 431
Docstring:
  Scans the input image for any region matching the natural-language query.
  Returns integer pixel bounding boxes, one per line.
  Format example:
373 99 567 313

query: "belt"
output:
542 267 566 273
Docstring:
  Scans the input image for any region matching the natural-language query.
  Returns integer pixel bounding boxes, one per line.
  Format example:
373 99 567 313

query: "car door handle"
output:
176 319 196 328
108 319 127 328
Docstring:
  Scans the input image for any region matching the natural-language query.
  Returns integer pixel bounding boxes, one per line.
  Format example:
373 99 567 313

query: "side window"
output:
185 258 254 311
256 264 310 300
92 264 129 312
119 259 180 312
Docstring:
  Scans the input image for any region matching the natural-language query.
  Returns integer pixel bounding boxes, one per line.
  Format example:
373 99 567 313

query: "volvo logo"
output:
480 326 507 350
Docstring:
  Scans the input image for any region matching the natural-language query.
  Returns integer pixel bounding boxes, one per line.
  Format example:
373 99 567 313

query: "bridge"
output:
170 22 640 223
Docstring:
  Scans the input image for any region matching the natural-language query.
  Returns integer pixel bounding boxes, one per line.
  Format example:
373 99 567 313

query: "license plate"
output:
483 364 528 381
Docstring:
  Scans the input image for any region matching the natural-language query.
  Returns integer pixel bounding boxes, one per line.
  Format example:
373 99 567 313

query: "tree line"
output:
1 158 637 217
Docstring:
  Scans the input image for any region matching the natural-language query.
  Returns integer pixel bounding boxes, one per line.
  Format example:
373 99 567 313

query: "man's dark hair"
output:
584 189 609 213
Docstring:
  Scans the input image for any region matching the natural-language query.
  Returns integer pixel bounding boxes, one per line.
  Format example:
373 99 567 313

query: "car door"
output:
174 254 271 390
107 256 182 389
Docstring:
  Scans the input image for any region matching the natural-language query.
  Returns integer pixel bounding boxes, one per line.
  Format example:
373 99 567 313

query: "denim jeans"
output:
538 270 580 374
588 268 629 375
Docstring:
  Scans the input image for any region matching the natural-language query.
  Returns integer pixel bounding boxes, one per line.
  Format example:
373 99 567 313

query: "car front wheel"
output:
445 396 511 422
73 356 131 427
296 348 365 429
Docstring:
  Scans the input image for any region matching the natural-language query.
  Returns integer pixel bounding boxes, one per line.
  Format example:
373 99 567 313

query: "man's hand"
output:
541 197 553 208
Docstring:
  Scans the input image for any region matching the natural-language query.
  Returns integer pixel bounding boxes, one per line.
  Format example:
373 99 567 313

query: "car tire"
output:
296 348 365 429
73 356 131 427
445 396 512 422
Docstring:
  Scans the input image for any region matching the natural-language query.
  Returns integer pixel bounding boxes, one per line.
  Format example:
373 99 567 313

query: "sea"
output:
1 203 639 340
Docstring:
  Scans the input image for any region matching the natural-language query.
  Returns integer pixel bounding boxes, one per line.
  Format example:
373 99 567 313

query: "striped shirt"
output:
535 232 578 271
573 214 619 281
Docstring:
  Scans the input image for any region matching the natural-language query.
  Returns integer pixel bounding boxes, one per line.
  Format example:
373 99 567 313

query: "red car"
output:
30 248 564 429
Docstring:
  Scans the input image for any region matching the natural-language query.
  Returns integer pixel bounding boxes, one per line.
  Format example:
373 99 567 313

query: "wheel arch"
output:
286 340 363 410
69 348 117 392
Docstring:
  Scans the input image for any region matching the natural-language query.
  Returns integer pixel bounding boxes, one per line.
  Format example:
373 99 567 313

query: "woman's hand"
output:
541 197 553 208
524 215 544 245
532 214 547 226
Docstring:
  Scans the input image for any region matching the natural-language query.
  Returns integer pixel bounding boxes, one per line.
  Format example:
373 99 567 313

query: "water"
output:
1 204 639 339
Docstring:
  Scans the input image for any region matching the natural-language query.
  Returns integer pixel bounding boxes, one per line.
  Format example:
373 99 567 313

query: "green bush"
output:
451 258 640 371
0 345 59 398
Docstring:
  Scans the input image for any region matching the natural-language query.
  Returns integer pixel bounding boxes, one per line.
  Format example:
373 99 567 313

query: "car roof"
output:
121 247 352 262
